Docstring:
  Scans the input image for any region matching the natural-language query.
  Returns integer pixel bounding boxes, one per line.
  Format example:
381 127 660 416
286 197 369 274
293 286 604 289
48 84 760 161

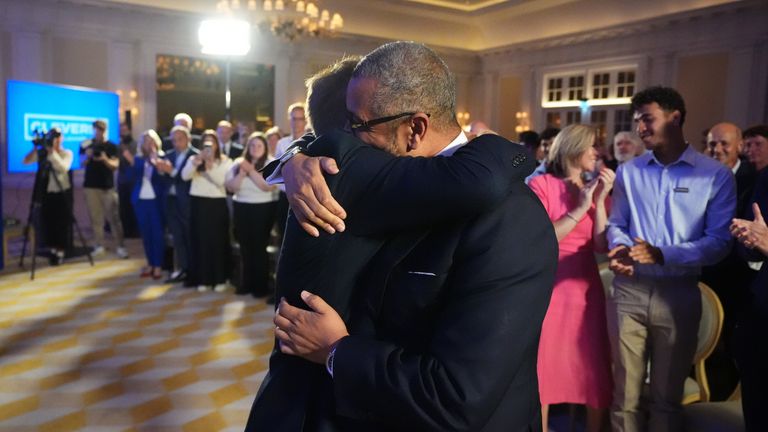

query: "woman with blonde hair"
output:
528 124 615 432
182 129 233 292
124 129 166 279
226 132 278 297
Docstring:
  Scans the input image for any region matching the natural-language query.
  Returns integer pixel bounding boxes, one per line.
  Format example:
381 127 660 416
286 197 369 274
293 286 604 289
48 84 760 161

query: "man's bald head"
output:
707 122 742 169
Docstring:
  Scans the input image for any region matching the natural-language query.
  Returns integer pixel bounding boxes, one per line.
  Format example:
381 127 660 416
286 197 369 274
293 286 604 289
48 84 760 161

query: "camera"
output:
91 142 105 158
31 127 61 149
31 128 61 159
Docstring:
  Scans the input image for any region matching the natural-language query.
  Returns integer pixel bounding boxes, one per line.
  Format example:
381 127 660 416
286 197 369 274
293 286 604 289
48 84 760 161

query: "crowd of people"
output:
25 105 310 298
21 39 767 432
503 90 767 431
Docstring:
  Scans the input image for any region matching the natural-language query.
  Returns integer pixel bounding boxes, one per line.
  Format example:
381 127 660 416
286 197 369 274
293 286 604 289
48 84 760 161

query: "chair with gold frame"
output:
598 266 725 404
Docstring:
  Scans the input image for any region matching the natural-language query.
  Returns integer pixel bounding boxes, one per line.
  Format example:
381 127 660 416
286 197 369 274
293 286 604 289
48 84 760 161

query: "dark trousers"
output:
234 201 277 296
736 297 768 432
118 181 139 238
166 195 191 272
134 198 165 267
41 191 71 250
188 196 230 286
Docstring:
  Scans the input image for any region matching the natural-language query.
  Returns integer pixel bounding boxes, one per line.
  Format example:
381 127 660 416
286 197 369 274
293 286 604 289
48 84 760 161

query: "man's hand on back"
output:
283 153 347 237
274 290 349 364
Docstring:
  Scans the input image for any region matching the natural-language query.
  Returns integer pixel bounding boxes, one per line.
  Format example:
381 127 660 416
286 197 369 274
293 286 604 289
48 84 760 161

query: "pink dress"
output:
528 174 612 409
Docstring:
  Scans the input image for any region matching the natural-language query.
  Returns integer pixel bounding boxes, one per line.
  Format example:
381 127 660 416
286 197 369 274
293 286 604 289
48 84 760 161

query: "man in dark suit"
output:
254 42 557 431
217 120 244 159
701 122 758 399
731 169 768 432
155 125 199 284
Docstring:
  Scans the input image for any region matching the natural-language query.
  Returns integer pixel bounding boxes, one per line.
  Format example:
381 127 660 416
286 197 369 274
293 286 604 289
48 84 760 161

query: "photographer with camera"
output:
181 129 233 293
79 119 128 258
22 128 73 265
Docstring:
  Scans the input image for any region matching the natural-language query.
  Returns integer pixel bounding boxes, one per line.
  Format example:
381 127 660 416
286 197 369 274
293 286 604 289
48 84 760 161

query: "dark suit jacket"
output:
701 159 759 322
224 141 244 159
162 147 199 212
332 183 557 432
741 167 768 308
246 130 546 431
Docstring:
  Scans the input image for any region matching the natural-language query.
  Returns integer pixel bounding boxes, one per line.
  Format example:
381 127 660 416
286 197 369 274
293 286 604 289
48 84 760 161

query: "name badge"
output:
674 187 689 193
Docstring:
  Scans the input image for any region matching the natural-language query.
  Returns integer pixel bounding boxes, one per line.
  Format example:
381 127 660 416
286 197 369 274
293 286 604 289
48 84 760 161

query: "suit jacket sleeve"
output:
308 130 535 236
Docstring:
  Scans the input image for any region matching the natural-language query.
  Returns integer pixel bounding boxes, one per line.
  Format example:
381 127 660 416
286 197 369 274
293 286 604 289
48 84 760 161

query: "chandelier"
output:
215 0 344 42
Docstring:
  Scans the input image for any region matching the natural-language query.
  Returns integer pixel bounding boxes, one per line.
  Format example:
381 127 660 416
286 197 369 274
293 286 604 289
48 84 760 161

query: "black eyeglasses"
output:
349 112 428 133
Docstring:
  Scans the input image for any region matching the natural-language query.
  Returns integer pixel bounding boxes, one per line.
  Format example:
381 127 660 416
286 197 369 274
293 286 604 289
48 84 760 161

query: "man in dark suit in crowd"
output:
250 42 557 431
217 120 243 159
731 169 768 432
701 122 758 399
155 125 199 284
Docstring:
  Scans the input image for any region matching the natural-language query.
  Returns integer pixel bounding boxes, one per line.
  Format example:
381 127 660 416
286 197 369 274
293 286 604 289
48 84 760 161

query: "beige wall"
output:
676 53 729 152
52 38 109 89
497 75 523 141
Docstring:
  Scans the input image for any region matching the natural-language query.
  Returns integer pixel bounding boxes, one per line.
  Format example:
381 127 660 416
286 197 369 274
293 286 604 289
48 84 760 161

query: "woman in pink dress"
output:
528 124 615 432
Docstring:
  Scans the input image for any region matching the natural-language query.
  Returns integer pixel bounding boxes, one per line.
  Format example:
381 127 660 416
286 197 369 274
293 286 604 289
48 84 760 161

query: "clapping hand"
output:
594 167 615 202
629 237 664 265
239 160 254 175
731 203 768 255
608 245 634 276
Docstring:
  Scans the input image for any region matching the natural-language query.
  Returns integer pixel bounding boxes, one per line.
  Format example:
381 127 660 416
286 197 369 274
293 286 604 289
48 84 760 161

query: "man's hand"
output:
608 245 634 276
731 203 768 255
629 237 664 265
274 290 349 364
283 153 347 237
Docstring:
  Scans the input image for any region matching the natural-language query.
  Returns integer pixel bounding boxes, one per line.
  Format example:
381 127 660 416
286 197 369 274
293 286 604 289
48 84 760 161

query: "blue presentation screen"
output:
6 80 120 173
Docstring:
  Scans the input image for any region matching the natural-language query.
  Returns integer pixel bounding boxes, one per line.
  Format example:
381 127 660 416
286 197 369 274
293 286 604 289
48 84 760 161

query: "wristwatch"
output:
278 145 304 165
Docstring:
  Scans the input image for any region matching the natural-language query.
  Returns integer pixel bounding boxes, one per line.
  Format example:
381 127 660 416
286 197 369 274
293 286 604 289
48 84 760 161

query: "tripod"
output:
19 146 93 280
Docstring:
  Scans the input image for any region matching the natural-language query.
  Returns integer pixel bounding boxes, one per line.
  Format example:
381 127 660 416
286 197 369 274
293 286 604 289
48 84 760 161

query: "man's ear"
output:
406 113 430 152
670 110 681 126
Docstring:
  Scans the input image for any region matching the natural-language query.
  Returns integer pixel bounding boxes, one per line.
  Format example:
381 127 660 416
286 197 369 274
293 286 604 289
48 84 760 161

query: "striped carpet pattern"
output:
0 258 275 431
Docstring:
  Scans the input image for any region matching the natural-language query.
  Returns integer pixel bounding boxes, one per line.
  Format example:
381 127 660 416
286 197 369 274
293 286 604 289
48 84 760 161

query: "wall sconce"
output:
117 88 140 123
514 111 530 133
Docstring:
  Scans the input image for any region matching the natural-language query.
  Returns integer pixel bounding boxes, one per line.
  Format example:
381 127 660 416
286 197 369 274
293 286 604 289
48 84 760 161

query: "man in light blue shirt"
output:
606 86 735 432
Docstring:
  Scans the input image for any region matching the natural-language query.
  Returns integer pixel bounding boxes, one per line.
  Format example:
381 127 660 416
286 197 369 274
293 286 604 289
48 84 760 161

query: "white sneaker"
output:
213 283 229 293
91 246 105 256
197 285 211 292
116 247 129 259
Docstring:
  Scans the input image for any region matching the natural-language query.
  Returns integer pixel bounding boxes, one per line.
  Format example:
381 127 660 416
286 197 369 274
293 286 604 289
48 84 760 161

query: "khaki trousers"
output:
606 274 701 432
84 187 124 248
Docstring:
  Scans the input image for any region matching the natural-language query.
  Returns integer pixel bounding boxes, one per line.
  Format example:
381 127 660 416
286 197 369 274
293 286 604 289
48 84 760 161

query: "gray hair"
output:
170 125 191 139
613 131 644 162
352 41 458 131
173 113 193 127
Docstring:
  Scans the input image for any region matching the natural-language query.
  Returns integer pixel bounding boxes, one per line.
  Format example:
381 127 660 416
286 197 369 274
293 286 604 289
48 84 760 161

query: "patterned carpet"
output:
0 256 274 431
